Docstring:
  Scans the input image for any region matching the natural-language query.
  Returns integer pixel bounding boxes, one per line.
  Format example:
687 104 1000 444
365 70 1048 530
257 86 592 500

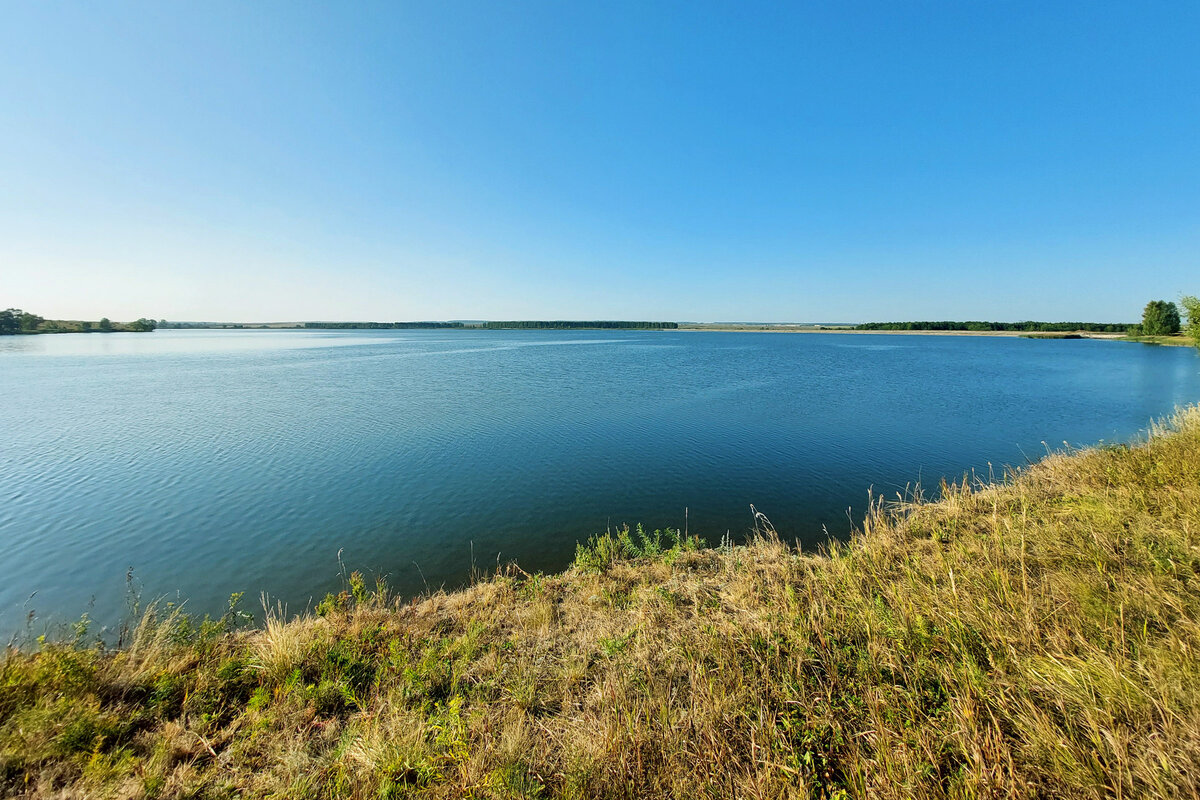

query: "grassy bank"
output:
1019 332 1084 340
4 410 1200 798
1120 334 1195 347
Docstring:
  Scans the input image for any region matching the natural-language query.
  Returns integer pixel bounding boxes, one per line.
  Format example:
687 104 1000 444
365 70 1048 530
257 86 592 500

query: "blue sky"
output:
2 1 1197 322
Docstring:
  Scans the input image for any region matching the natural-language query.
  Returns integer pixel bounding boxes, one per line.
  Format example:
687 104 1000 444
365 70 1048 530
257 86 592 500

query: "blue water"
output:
2 329 1198 634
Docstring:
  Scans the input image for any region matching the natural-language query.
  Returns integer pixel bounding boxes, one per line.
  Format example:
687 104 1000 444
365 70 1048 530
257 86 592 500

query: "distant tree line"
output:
854 321 1131 333
0 309 156 334
302 322 467 329
855 297 1200 349
482 321 679 330
156 322 271 329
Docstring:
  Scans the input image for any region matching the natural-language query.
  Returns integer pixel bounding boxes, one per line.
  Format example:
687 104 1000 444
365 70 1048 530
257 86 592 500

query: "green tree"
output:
0 308 18 334
18 311 44 332
98 317 112 332
1141 300 1181 336
1181 295 1200 348
126 318 157 332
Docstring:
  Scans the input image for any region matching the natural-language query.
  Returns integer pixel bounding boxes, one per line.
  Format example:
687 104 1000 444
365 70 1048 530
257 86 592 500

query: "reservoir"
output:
2 328 1198 633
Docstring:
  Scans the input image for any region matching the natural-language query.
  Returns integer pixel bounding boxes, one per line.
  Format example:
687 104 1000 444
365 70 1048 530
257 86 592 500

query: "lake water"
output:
2 329 1199 634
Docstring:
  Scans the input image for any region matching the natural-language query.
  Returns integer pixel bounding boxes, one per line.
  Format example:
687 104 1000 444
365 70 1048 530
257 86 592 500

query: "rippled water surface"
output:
3 329 1199 632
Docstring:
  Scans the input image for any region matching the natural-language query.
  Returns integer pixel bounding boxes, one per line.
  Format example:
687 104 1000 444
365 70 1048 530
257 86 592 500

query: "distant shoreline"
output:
98 322 1194 346
677 324 1123 339
678 325 1197 345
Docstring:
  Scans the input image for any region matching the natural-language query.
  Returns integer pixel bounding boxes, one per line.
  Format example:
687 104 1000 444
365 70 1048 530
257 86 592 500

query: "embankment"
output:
3 408 1200 798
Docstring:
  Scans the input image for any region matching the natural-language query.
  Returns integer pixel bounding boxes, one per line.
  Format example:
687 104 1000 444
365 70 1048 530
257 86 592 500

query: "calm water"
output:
2 329 1199 633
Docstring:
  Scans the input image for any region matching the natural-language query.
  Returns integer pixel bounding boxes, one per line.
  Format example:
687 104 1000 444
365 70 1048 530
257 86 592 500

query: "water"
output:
2 329 1198 634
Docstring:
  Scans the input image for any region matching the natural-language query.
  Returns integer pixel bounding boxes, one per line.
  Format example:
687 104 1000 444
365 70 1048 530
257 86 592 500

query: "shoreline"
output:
14 325 1196 348
4 406 1199 797
678 325 1199 345
677 325 1126 339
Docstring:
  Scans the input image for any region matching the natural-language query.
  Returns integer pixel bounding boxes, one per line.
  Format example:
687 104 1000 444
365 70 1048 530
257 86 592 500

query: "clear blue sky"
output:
2 1 1197 322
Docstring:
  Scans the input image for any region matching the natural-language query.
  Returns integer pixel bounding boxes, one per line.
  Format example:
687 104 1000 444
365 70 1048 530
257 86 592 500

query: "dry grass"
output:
4 406 1200 798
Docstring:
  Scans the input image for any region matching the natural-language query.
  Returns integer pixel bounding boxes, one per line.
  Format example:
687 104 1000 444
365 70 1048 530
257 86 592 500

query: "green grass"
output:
1120 334 1194 346
4 407 1200 798
1020 332 1084 339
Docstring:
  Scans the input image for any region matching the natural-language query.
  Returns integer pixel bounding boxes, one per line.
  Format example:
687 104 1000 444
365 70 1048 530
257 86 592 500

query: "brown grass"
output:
3 407 1200 798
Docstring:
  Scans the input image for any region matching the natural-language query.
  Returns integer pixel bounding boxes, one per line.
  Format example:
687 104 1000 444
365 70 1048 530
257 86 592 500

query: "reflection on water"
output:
1 329 1198 633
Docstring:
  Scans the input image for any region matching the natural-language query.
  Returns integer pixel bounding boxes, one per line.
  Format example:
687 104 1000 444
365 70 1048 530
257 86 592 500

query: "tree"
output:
98 317 112 332
1181 296 1200 348
0 309 45 333
1141 300 1181 336
18 311 44 332
127 318 157 332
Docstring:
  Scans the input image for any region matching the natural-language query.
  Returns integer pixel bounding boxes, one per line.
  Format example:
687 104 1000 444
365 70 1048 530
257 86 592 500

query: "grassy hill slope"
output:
4 408 1200 798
